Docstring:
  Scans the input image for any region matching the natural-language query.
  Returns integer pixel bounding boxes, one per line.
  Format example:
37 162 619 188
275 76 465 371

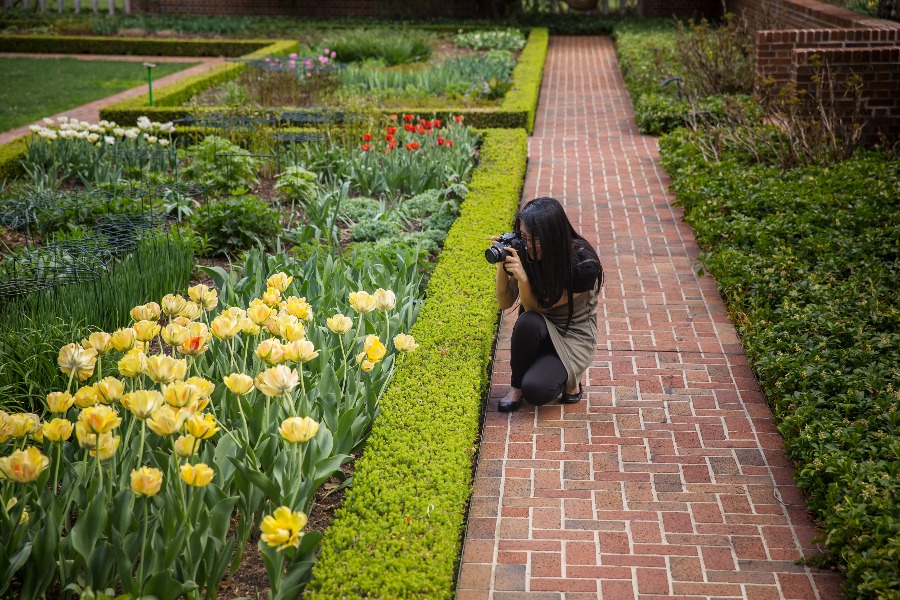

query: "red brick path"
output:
456 36 843 600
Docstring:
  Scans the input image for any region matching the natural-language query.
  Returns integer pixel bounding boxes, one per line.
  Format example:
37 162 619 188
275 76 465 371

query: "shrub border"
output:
306 127 528 599
0 34 278 57
0 135 29 181
98 29 548 131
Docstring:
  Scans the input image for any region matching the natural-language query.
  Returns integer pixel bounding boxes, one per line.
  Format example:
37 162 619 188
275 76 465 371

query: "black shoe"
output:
498 399 522 412
560 384 583 404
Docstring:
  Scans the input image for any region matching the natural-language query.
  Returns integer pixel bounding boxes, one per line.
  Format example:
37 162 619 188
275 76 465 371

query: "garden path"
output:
457 36 843 600
0 54 224 145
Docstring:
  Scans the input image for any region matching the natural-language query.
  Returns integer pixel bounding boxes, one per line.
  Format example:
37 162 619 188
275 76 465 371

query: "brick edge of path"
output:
456 36 843 600
0 54 224 146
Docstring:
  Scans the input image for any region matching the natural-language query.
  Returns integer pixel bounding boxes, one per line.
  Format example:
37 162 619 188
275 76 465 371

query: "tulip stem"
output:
138 421 146 466
52 443 61 496
339 335 349 396
235 394 249 443
65 370 76 394
138 498 148 595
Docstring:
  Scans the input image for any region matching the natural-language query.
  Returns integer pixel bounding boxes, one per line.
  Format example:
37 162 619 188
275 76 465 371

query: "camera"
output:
485 232 528 264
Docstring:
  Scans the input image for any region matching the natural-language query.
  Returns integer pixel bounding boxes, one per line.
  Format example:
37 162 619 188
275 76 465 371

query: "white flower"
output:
104 136 115 145
160 121 175 133
137 116 152 131
158 139 170 147
147 135 158 144
125 129 139 140
80 120 91 128
59 116 69 123
29 124 41 132
42 117 54 125
113 127 125 136
87 133 100 143
78 131 89 140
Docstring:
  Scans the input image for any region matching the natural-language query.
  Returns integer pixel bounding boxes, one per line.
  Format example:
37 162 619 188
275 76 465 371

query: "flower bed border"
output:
306 127 528 598
0 34 280 57
96 28 548 133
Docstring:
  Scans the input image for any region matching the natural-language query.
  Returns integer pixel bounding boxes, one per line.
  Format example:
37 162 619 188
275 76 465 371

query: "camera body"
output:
485 232 528 264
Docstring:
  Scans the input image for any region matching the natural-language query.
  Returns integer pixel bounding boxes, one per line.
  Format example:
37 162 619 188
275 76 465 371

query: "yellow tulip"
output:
161 323 189 347
188 284 218 312
224 373 254 395
186 376 215 398
254 365 299 397
282 296 312 321
279 322 306 343
144 354 187 385
131 466 163 496
179 463 214 487
122 390 164 419
373 288 396 311
5 498 28 524
173 435 199 457
393 333 419 353
178 335 208 356
349 290 376 314
260 506 307 551
282 340 318 364
58 343 98 381
326 314 353 334
95 376 125 404
131 302 161 322
185 413 218 439
162 381 199 408
161 293 187 316
5 413 39 439
118 349 147 378
46 391 74 413
74 421 98 449
240 318 261 336
266 272 294 292
110 327 137 352
82 331 112 355
363 335 387 362
90 433 120 461
73 385 100 409
262 287 281 307
247 302 274 326
222 306 246 321
356 352 376 373
133 320 161 343
279 416 319 444
0 447 50 483
78 405 121 434
146 405 188 436
210 315 242 340
178 301 203 321
256 339 285 365
43 418 74 442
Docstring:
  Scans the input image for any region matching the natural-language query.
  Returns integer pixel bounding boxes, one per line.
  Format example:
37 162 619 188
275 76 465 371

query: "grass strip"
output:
306 127 528 599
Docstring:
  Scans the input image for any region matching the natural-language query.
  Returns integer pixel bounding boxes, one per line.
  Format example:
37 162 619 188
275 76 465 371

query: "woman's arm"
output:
495 263 519 310
503 249 540 312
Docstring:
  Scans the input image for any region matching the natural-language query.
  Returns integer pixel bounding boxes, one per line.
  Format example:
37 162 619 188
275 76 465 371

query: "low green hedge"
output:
660 129 900 599
0 34 276 57
99 30 546 130
0 135 28 181
306 127 528 599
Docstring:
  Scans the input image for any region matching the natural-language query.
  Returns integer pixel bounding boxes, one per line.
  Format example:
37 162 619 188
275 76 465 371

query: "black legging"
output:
510 311 568 406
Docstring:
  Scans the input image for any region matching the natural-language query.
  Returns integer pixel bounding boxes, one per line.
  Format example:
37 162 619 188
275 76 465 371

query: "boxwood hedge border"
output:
306 127 528 599
0 34 279 57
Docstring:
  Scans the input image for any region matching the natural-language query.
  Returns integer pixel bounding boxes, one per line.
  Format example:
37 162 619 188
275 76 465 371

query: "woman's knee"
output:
521 372 561 406
512 311 547 343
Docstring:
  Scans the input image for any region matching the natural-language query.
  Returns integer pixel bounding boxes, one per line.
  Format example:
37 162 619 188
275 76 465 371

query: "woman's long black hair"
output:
515 197 602 331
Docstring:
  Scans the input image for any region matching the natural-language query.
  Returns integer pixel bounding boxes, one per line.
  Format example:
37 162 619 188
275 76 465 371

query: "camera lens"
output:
484 244 507 264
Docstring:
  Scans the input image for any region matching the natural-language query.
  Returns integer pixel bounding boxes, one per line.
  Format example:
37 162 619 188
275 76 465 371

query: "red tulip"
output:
454 115 463 123
434 119 442 127
361 144 371 151
437 137 445 146
446 140 454 147
386 126 397 135
385 134 395 142
389 114 398 120
405 142 420 151
404 114 413 122
363 133 372 142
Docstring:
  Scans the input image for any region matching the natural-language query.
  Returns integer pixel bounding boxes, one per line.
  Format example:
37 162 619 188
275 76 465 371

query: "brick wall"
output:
726 0 885 29
135 0 481 19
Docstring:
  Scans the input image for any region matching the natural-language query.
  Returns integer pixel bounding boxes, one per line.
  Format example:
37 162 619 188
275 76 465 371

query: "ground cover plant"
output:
0 57 196 132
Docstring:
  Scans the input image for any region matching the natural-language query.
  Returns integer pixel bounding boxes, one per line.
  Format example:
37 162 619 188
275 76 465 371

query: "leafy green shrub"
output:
660 128 900 600
454 29 527 51
322 29 433 65
179 135 259 193
339 196 382 223
274 164 320 204
350 218 403 242
632 93 686 135
190 193 281 256
0 34 274 57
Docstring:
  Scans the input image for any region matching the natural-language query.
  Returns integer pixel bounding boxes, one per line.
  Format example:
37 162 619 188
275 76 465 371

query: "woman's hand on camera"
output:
503 249 529 284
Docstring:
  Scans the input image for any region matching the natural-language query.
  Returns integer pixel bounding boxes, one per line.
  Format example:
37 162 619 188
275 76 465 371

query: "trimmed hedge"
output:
306 127 528 599
0 135 28 181
0 34 276 57
99 30 547 130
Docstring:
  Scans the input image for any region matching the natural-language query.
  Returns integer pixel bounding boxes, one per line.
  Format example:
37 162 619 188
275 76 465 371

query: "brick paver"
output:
0 54 224 145
457 36 842 600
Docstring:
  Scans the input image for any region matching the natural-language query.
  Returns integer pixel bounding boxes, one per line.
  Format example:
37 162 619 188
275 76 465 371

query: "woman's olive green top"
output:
541 283 599 390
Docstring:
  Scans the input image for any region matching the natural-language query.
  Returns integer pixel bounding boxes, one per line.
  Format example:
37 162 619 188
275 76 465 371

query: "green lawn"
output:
0 57 197 131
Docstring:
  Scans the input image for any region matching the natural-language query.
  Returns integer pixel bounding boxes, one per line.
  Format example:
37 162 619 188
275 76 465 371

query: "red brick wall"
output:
135 0 481 19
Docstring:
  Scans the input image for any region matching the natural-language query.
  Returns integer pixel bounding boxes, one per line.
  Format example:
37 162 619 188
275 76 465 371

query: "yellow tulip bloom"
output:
188 284 219 312
326 314 353 334
161 323 189 347
266 272 294 293
74 421 97 449
43 418 74 442
144 354 187 385
118 349 147 378
173 435 199 457
349 290 376 314
178 301 203 321
256 339 285 365
185 413 218 439
356 352 376 373
363 335 387 362
262 287 281 308
373 288 396 311
58 343 98 381
186 376 215 399
260 506 307 551
240 318 261 336
162 381 199 408
95 376 125 404
6 413 39 439
110 327 137 352
282 340 318 364
279 416 319 444
78 405 121 435
131 466 163 496
393 333 419 353
161 293 187 316
131 302 161 322
282 296 312 321
178 335 209 357
82 331 112 356
254 365 299 397
46 391 74 413
146 405 188 436
122 390 164 419
0 447 50 483
133 320 161 343
73 385 100 409
210 315 242 340
247 303 274 326
279 321 306 343
223 373 253 395
90 433 120 461
179 462 214 487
